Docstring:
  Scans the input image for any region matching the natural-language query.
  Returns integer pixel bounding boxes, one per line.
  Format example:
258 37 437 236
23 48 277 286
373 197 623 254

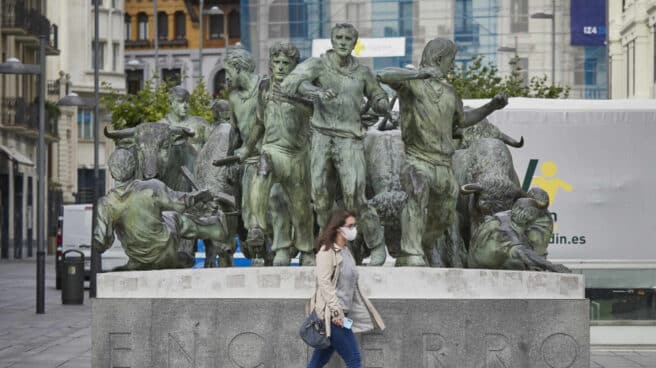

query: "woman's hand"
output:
332 317 344 327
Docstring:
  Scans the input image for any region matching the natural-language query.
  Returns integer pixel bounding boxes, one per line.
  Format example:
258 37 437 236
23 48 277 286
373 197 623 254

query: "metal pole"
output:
36 35 46 314
154 0 158 85
90 0 101 299
224 12 229 49
199 0 204 81
551 0 556 85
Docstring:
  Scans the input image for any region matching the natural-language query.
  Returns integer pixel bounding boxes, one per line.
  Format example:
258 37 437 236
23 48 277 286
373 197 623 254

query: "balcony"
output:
1 97 59 141
125 39 151 48
1 0 59 54
159 38 189 47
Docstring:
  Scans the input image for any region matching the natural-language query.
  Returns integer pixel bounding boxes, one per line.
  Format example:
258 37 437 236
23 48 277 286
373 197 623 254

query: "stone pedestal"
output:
93 267 589 367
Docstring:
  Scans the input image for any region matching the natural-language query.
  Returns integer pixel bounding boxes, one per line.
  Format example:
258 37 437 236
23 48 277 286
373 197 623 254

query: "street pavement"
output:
1 256 655 368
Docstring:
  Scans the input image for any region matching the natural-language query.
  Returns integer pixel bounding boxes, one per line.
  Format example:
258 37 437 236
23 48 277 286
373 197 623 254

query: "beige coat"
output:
307 245 385 337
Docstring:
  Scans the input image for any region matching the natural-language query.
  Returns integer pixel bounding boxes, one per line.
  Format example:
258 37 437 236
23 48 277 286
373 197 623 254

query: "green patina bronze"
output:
162 86 211 153
467 188 569 273
248 42 315 266
225 47 292 266
280 23 389 266
377 38 507 267
93 149 228 271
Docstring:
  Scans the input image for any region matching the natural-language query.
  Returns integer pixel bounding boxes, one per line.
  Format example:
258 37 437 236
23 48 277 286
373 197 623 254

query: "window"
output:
77 109 93 140
653 26 656 82
575 57 597 85
174 11 186 39
269 0 288 38
399 1 412 37
514 57 529 87
161 68 181 85
91 41 105 70
346 3 363 24
511 0 528 33
112 43 119 71
289 1 308 38
126 69 144 95
124 14 132 41
137 12 148 40
157 11 168 40
209 14 224 39
111 0 118 9
228 10 240 39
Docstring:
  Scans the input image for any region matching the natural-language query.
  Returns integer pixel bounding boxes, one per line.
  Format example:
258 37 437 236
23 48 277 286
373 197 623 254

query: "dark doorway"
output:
126 69 144 95
77 169 106 204
13 173 22 259
162 68 182 85
0 173 8 259
213 69 226 98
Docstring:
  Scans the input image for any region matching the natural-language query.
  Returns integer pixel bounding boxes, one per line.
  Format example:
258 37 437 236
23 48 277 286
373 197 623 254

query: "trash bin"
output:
61 249 84 305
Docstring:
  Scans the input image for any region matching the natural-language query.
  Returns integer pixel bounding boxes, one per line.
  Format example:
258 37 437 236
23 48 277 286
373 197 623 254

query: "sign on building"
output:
570 0 607 46
311 37 406 58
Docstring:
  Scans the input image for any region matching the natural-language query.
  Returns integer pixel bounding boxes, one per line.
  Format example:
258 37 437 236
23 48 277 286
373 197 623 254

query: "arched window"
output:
228 10 240 39
209 13 224 39
174 11 186 39
137 12 148 40
124 14 132 41
157 12 168 40
213 69 226 97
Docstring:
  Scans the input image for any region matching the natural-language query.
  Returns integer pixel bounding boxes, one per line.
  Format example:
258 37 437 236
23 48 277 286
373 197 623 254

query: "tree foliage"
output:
448 55 570 99
102 77 215 129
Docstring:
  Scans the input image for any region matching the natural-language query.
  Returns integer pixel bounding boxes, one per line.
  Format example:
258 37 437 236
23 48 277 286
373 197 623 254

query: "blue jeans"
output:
307 322 361 368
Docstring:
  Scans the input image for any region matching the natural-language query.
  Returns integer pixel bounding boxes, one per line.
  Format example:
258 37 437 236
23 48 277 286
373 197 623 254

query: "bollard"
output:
61 249 85 305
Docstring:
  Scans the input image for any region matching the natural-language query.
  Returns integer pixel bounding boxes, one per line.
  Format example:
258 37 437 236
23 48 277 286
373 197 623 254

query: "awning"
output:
0 144 34 166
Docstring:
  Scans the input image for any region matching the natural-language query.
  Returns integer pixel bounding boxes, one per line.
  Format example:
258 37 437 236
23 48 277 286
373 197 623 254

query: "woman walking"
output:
306 209 385 368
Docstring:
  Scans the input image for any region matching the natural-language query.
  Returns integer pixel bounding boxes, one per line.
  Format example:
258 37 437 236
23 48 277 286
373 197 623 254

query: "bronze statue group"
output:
95 24 569 273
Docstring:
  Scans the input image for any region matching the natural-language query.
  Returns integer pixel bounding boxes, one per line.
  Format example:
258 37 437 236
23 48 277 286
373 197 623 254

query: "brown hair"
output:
314 209 356 253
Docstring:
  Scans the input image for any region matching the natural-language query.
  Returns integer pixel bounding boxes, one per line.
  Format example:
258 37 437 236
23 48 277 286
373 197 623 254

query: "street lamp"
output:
58 92 92 107
199 1 225 84
0 37 48 314
498 35 519 56
531 0 556 84
126 59 143 69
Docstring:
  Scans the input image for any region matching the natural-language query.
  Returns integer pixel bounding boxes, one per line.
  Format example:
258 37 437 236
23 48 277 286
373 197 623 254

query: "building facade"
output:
240 0 608 99
0 0 60 258
608 0 656 98
46 0 125 205
124 0 241 96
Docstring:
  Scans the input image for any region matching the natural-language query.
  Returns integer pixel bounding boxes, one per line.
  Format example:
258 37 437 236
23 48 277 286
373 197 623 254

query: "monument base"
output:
93 268 589 367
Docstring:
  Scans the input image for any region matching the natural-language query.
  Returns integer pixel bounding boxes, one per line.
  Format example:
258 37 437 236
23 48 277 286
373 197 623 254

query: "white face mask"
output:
339 226 357 241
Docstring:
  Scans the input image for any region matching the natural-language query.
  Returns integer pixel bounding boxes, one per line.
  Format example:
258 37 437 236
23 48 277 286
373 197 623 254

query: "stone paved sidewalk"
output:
1 256 655 367
0 257 90 368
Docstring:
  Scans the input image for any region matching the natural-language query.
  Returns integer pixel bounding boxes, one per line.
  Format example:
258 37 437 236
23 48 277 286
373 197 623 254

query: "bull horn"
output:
171 125 195 137
460 183 484 194
500 133 524 148
104 126 135 139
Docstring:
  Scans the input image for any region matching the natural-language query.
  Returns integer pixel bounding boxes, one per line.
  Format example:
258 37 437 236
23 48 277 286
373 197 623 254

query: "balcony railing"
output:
159 38 189 47
1 0 59 52
125 39 151 48
1 97 59 139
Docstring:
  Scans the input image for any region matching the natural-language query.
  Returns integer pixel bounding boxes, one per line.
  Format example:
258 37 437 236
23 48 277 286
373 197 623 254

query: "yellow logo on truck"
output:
530 161 573 205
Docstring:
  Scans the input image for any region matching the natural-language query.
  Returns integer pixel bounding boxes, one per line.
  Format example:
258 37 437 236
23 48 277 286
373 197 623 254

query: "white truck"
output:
55 204 128 288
